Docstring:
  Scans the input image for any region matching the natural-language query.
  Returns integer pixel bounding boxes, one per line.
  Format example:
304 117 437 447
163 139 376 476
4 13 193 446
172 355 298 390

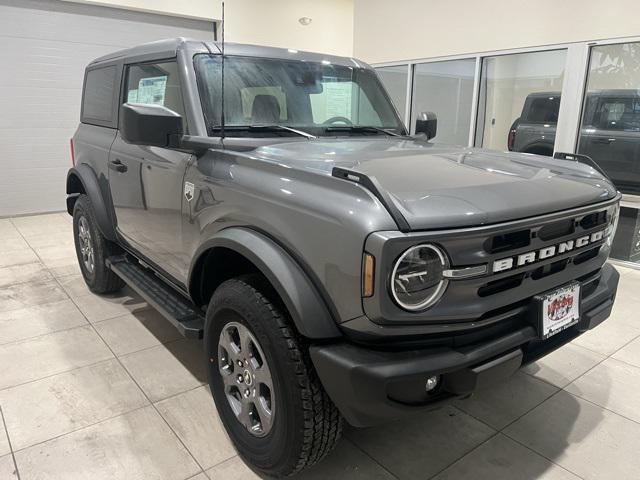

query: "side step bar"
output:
107 255 204 339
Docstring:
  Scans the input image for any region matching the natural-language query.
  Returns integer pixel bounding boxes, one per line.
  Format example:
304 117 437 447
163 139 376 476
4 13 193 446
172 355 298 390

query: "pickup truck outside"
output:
67 38 621 477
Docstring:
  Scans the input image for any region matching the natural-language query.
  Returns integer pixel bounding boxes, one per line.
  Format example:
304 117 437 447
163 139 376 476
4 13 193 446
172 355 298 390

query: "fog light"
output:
425 375 439 392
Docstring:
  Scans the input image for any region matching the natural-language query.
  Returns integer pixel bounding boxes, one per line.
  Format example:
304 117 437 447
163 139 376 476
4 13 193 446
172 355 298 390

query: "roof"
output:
89 37 370 69
526 89 640 99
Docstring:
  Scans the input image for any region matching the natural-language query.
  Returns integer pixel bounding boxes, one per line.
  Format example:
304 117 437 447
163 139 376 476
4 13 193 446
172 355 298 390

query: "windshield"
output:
194 54 406 137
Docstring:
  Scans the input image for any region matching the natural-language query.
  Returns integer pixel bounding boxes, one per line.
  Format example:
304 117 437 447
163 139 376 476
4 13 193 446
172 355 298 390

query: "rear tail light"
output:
507 128 516 151
70 138 76 166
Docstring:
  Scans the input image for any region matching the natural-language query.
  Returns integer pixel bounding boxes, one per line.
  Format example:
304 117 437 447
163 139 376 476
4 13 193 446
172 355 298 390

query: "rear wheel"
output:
72 194 124 294
205 275 342 477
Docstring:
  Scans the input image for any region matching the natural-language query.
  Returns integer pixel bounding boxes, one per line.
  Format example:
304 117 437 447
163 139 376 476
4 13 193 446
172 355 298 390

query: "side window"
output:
597 99 626 130
595 97 640 131
125 61 187 125
523 96 560 124
82 66 117 126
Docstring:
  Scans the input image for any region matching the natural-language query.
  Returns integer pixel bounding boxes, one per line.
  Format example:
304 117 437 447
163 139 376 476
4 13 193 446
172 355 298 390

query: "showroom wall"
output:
64 0 354 56
0 0 354 217
353 0 640 63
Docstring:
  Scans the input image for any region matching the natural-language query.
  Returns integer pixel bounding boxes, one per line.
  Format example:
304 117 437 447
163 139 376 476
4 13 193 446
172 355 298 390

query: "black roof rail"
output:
332 167 411 232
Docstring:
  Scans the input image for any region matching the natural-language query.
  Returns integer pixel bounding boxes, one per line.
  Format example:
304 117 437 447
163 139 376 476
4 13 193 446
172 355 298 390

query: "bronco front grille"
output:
363 197 618 326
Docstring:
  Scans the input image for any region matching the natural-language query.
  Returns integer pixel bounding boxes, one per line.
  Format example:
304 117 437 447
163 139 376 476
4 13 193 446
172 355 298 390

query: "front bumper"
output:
310 263 619 427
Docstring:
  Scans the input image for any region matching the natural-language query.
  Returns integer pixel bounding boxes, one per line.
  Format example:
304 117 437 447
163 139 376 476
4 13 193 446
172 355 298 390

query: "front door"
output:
108 60 191 283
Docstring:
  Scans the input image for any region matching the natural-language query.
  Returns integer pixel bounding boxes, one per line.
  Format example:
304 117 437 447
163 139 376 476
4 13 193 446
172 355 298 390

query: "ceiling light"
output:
298 17 312 26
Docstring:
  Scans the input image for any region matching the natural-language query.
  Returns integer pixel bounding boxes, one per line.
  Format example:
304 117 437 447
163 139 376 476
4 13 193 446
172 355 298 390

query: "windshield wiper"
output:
209 124 316 139
324 125 401 137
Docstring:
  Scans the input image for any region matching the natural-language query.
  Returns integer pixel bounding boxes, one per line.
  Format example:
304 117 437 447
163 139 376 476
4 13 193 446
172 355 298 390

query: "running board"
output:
106 255 204 339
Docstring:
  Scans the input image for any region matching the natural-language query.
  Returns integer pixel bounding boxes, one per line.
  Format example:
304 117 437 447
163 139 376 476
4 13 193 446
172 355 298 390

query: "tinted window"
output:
82 66 117 124
125 62 186 120
593 97 640 131
524 96 560 124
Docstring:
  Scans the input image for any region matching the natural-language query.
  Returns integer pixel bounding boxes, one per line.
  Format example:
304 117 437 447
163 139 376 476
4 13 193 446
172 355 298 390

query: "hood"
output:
250 138 618 230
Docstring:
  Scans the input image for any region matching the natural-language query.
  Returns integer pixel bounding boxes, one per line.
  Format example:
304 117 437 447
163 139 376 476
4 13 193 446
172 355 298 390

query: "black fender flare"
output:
66 165 116 241
191 227 341 340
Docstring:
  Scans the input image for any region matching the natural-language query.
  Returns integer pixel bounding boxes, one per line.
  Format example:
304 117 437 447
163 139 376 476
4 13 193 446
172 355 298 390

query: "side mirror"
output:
415 111 437 140
121 103 183 148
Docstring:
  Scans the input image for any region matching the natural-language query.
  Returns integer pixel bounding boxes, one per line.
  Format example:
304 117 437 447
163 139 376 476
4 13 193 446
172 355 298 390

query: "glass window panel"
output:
411 59 475 145
610 206 640 264
475 50 566 155
82 66 117 124
376 65 408 121
578 42 640 196
126 62 186 119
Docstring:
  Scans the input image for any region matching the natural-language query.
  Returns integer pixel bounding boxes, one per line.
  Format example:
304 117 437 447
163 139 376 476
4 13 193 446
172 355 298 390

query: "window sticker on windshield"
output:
324 82 352 119
136 76 167 105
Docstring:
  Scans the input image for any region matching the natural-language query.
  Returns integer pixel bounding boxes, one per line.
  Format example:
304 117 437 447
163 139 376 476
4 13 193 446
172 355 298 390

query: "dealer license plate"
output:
539 283 580 339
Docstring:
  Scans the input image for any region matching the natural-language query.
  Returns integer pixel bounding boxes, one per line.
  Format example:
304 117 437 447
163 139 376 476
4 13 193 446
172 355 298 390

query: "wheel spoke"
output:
218 321 275 438
238 327 252 358
254 394 273 432
238 399 254 431
221 369 237 387
253 364 272 386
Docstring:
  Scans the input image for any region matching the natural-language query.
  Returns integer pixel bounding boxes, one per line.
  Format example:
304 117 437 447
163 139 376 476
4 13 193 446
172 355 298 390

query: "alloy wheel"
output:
77 216 95 274
218 321 275 437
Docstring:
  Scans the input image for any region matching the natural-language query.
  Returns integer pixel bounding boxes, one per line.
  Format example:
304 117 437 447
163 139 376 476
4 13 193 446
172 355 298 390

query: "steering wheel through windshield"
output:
322 116 353 126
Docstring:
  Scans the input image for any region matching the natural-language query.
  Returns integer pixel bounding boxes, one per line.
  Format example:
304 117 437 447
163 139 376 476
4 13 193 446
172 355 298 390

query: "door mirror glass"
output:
415 111 437 139
120 103 183 148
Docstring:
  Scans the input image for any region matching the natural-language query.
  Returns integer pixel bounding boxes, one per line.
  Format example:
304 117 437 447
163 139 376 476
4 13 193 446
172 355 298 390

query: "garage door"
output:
0 0 215 216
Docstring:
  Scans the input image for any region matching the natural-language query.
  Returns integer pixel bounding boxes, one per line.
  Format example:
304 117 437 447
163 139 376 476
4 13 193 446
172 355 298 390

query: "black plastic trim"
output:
189 227 342 339
332 166 411 232
66 165 116 241
554 151 611 181
311 264 619 427
107 255 204 338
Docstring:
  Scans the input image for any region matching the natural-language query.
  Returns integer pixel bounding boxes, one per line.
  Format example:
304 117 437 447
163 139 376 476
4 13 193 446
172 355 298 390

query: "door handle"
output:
592 138 615 144
108 159 128 173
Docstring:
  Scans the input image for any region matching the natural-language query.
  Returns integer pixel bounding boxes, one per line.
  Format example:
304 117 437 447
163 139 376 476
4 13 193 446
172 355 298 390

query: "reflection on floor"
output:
1 213 640 479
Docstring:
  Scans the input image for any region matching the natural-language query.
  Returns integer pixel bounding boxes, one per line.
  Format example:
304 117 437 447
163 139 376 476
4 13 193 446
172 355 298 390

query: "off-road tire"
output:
72 194 124 294
205 274 343 477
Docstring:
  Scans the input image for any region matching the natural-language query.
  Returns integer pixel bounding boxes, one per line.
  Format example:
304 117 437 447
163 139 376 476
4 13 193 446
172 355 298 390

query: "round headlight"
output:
391 244 448 311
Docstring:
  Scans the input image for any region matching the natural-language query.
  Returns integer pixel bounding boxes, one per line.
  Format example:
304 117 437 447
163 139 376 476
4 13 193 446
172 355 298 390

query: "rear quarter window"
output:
82 66 118 127
523 96 560 124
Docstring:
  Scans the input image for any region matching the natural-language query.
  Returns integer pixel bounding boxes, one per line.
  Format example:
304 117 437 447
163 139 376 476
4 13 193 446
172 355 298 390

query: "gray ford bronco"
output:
67 38 621 477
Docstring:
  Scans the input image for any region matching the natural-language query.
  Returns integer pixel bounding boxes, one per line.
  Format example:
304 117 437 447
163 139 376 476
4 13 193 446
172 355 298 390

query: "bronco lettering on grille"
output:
492 229 605 273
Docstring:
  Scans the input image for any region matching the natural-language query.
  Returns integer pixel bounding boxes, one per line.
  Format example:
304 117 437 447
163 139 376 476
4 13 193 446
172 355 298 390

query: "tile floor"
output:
1 212 640 480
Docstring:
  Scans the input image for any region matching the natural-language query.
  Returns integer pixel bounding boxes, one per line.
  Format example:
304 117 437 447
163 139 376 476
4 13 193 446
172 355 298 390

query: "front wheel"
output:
205 275 342 477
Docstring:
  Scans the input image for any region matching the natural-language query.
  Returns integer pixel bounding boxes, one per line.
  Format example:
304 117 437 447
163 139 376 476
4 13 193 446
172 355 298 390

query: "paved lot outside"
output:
1 213 640 480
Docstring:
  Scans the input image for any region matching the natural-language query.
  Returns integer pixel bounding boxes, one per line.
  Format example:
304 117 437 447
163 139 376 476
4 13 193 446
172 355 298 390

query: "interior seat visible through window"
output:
251 94 281 123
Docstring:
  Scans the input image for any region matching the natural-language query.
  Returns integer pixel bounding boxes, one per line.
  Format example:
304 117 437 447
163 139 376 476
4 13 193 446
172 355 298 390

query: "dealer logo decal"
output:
547 294 574 322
